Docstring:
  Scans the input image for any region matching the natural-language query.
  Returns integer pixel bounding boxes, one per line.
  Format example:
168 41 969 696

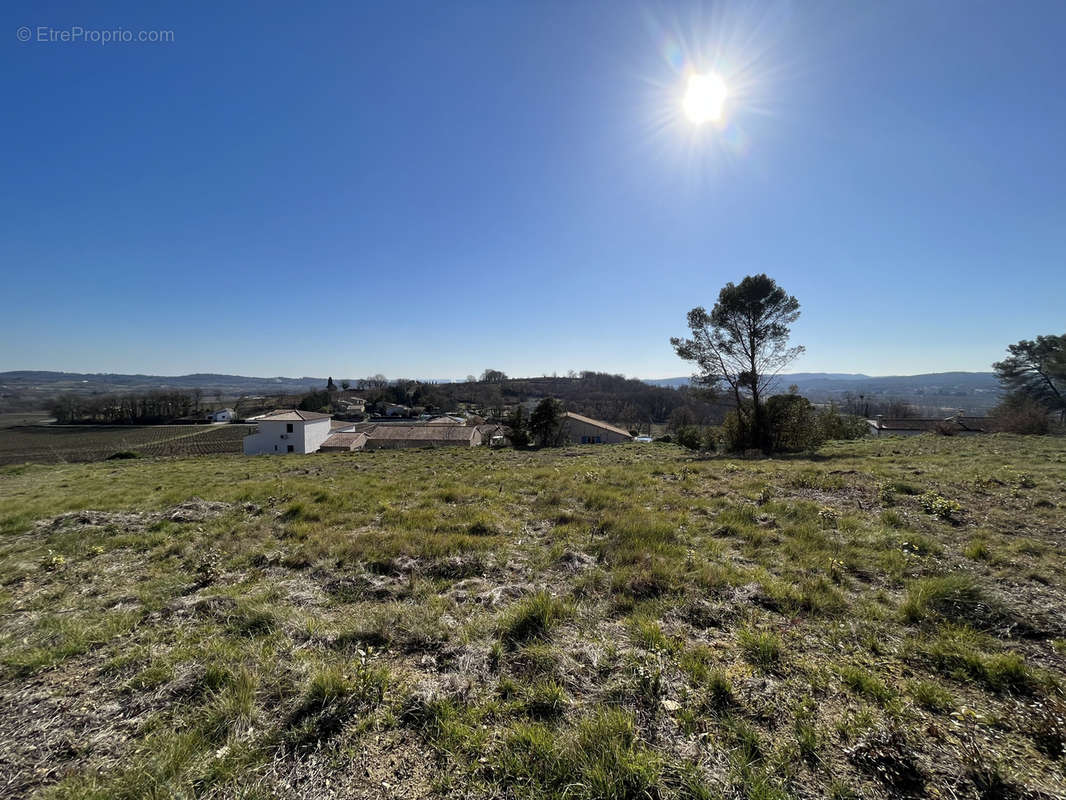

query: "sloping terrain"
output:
0 436 1064 799
0 424 255 465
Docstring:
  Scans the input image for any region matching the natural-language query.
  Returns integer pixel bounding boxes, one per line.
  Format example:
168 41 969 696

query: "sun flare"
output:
682 72 727 125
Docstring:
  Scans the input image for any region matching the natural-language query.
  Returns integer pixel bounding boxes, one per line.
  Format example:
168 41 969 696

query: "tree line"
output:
50 390 203 424
293 370 724 428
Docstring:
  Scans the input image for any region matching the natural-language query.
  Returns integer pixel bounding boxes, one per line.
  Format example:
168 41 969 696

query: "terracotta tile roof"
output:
319 432 367 451
561 412 632 438
259 409 331 422
364 424 478 442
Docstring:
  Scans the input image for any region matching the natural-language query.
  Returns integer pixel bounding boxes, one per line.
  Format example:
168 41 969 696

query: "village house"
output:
318 432 368 452
557 412 633 444
360 424 483 450
243 410 333 454
476 423 507 447
865 415 991 437
335 397 366 415
206 408 235 422
382 403 410 417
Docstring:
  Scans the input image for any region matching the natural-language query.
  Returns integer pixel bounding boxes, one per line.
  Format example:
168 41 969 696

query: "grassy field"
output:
0 435 1064 799
0 423 256 465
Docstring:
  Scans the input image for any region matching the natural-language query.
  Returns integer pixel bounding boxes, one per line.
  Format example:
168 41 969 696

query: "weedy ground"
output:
0 435 1064 799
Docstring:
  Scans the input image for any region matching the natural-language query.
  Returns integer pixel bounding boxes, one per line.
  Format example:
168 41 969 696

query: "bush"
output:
673 425 717 451
933 420 958 436
765 394 820 452
817 408 869 441
920 492 961 521
720 409 751 453
719 396 866 454
674 425 703 450
106 451 140 460
298 390 331 412
988 393 1051 434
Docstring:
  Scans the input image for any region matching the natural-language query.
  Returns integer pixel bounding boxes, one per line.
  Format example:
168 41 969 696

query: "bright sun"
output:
683 72 727 125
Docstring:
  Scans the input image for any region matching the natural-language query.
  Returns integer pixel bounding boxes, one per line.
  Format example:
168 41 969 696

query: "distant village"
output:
239 407 634 455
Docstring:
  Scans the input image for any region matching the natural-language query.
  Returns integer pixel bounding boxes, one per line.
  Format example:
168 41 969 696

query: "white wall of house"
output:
208 409 234 422
243 418 332 455
559 417 631 444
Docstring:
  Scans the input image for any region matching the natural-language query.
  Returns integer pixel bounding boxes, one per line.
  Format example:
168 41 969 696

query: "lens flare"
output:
682 72 727 124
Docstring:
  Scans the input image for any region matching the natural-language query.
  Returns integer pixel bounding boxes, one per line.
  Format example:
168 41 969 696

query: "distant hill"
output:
0 371 328 394
647 372 1001 413
0 369 1003 416
0 371 332 413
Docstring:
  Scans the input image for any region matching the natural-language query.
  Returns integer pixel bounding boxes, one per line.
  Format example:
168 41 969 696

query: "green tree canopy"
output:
529 397 563 447
993 334 1065 419
671 274 803 450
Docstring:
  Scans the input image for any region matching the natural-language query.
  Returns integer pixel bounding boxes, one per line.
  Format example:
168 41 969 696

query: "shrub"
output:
988 393 1051 434
816 407 869 442
106 451 140 460
765 394 822 452
920 491 961 521
674 425 704 450
720 396 866 454
719 409 751 453
933 420 958 436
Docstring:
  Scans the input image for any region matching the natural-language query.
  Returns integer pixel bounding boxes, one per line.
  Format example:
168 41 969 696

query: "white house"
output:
242 410 333 455
206 408 235 423
558 412 633 444
382 403 410 417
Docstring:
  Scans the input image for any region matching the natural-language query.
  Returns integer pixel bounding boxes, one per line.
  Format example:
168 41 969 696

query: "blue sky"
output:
2 1 1064 379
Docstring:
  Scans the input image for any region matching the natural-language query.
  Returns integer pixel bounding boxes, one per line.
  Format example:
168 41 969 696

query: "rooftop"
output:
365 424 478 442
319 432 368 450
562 411 632 438
257 409 331 422
867 417 990 432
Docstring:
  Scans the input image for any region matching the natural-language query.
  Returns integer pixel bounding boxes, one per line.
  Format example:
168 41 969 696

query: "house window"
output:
286 423 294 433
287 445 294 453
